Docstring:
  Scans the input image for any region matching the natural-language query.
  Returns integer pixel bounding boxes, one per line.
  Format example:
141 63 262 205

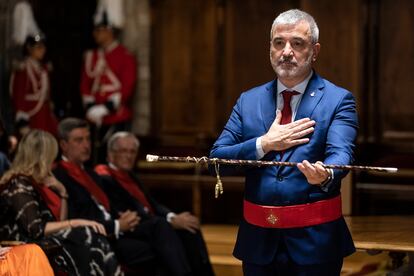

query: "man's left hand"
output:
170 212 200 234
297 160 330 185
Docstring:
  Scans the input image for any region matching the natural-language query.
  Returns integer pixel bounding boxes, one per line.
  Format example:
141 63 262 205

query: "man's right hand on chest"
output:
261 110 315 154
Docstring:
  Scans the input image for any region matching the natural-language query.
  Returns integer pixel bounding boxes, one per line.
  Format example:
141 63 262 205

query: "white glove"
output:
108 93 121 110
86 104 109 126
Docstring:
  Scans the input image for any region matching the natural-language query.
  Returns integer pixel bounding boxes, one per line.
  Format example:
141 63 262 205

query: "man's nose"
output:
82 140 91 149
282 42 294 56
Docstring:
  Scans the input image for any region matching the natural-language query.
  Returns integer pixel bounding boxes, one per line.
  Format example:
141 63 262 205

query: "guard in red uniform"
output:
80 31 136 128
10 34 58 136
80 4 136 128
80 4 136 161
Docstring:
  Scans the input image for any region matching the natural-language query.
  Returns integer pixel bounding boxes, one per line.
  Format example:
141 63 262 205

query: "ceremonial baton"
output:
146 154 398 198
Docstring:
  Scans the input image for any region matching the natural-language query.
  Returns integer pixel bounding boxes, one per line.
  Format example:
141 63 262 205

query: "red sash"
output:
59 160 110 211
32 181 62 221
244 195 342 228
95 164 154 213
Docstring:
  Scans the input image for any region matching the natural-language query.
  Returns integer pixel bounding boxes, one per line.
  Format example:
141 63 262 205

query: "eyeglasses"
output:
114 148 138 155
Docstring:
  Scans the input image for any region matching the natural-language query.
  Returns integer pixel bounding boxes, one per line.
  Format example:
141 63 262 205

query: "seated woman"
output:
0 243 53 275
0 130 122 275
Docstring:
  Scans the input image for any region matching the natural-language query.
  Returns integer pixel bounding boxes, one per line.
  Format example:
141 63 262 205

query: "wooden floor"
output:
202 225 242 276
345 216 414 252
201 224 391 276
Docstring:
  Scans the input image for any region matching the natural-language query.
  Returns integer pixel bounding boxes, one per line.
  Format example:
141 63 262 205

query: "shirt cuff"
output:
114 220 120 238
256 137 265 159
320 168 334 192
166 212 177 223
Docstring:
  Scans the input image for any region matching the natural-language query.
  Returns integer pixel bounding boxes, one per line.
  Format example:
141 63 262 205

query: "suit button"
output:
277 176 284 181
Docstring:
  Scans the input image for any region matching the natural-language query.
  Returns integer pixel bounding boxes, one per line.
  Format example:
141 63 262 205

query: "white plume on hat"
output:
94 0 125 29
12 1 42 45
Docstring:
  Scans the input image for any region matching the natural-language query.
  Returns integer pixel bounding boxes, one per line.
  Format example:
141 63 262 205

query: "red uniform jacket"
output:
10 58 58 136
80 42 137 125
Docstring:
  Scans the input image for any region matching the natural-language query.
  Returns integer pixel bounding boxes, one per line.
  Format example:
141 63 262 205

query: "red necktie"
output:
281 90 299 125
280 90 299 158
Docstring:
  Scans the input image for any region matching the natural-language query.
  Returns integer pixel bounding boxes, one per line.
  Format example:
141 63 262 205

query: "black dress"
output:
0 175 122 276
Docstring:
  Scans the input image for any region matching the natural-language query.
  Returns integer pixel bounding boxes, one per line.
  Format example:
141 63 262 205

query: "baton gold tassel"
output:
213 159 223 198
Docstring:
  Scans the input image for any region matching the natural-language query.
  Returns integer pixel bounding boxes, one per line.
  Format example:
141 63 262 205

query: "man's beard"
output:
271 53 313 80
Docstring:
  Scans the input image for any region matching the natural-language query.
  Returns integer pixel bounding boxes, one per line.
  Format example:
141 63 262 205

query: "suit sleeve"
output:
210 94 258 160
209 94 258 175
323 91 358 193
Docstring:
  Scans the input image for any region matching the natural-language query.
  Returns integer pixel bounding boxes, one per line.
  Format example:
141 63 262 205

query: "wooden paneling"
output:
302 0 364 123
219 0 296 127
378 0 414 140
152 0 218 146
151 0 301 146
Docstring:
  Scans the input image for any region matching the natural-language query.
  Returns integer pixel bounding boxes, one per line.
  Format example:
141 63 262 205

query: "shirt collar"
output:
277 70 313 95
108 163 119 170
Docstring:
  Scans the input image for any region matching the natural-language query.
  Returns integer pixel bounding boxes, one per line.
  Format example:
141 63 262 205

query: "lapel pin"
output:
310 91 315 97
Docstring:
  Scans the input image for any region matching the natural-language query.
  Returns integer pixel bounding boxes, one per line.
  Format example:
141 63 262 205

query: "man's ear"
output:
107 152 113 163
312 43 321 61
59 139 68 154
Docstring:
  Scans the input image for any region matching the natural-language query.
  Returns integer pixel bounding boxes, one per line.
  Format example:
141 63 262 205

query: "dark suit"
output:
97 168 170 220
96 165 215 276
53 162 193 276
210 73 358 273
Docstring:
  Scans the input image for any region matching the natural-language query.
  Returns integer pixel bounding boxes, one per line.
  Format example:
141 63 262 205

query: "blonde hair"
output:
0 130 58 185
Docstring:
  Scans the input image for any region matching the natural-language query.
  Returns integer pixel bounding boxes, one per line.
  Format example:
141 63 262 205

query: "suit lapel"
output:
294 74 324 121
278 73 325 169
261 80 278 132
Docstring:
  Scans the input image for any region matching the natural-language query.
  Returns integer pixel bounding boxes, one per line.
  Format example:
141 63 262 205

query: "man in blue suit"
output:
210 9 358 276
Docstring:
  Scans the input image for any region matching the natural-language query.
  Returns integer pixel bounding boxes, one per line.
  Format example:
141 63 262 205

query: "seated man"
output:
95 131 214 276
53 118 194 276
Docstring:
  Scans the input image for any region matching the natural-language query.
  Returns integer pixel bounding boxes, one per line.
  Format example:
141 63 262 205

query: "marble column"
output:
122 0 151 136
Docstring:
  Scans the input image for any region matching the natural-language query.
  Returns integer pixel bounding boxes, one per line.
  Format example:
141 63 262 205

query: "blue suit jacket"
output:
210 73 358 265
